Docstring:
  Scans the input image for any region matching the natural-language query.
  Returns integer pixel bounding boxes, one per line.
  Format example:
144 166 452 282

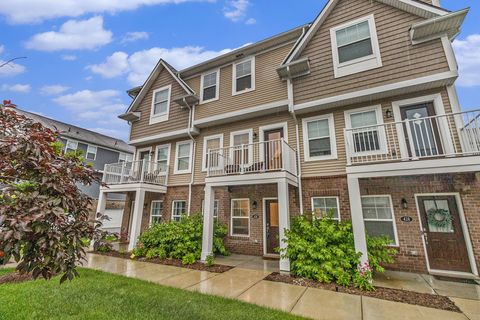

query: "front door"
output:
265 199 280 254
417 195 471 272
264 128 284 170
400 103 443 158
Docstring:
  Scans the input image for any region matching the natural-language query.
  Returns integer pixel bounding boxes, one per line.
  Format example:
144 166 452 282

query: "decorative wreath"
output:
427 208 452 229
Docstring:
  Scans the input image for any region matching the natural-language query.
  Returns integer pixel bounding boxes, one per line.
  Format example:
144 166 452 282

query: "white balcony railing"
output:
103 160 168 185
345 109 480 165
207 138 298 177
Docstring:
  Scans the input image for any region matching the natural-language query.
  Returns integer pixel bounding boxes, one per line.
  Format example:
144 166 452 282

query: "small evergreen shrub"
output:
205 254 215 267
281 213 396 291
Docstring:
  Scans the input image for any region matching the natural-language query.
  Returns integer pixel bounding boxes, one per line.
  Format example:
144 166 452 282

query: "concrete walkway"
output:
84 253 480 320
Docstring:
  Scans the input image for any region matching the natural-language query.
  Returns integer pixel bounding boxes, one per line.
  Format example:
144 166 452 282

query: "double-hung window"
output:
155 144 170 173
150 201 163 225
65 140 78 153
202 134 223 171
233 58 255 94
302 114 337 161
361 196 398 245
345 106 386 155
231 199 250 236
171 200 187 222
174 140 193 174
311 197 340 221
330 14 382 78
119 152 133 163
201 70 219 103
150 85 171 124
201 199 219 219
86 145 97 161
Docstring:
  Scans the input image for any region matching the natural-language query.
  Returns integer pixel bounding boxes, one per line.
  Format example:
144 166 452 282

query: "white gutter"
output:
183 97 197 215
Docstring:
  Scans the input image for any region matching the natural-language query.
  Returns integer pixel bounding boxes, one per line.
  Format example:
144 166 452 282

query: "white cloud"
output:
0 0 215 24
61 54 77 61
0 58 26 77
224 0 250 22
53 89 120 110
245 18 256 25
1 83 31 93
453 34 480 87
121 31 149 44
87 127 127 140
89 46 233 85
25 16 112 51
40 84 69 95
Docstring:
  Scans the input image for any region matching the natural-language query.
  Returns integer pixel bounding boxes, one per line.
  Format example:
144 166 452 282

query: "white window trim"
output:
119 152 133 163
202 134 224 172
174 140 193 174
302 113 337 161
65 139 78 152
311 196 341 221
150 200 163 225
230 128 254 166
344 105 388 156
330 14 382 78
200 68 220 104
259 122 289 162
361 195 399 246
202 199 219 218
136 146 153 173
171 200 187 221
154 143 171 173
230 198 250 237
86 145 97 161
149 85 171 125
232 56 256 96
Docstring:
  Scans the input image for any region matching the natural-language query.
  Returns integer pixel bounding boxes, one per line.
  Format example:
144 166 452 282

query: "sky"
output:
0 0 478 142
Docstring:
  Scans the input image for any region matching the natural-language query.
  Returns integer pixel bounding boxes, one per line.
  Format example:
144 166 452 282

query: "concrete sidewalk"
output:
84 253 479 320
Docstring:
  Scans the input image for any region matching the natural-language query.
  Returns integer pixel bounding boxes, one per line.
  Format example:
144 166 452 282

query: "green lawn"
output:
0 268 304 320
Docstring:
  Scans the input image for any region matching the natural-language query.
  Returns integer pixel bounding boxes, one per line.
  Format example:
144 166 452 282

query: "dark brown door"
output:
400 103 443 158
264 129 284 170
265 199 280 254
418 195 471 272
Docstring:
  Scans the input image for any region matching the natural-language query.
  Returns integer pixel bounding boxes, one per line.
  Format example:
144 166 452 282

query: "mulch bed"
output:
0 272 34 285
265 272 461 313
92 251 234 273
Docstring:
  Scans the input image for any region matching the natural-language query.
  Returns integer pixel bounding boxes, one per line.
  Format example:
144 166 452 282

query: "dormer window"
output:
200 69 219 103
233 57 255 95
150 85 171 124
330 14 382 78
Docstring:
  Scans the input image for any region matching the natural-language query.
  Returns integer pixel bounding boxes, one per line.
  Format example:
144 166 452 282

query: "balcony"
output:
103 160 168 186
344 110 480 166
206 139 298 178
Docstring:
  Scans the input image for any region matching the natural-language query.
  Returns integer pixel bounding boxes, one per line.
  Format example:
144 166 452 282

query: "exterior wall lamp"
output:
252 200 258 210
401 198 408 209
385 109 393 118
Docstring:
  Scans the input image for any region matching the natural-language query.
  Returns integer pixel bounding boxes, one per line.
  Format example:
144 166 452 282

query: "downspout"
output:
183 97 197 215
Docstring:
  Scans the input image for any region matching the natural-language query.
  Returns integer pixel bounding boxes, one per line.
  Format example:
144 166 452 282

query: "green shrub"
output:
281 213 397 291
135 215 229 265
205 254 215 267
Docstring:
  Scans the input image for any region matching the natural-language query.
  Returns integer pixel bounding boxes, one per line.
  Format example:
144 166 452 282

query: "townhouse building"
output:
97 0 480 278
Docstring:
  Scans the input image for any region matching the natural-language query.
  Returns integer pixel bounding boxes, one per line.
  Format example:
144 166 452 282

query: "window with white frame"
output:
171 200 187 222
303 114 337 161
119 152 133 163
155 145 170 173
231 130 253 166
201 199 219 219
361 196 398 245
330 14 382 78
231 199 250 236
233 58 255 94
150 85 171 123
174 141 192 174
86 145 97 161
65 140 78 153
201 70 219 102
150 201 163 225
202 134 223 171
345 106 386 155
311 197 340 220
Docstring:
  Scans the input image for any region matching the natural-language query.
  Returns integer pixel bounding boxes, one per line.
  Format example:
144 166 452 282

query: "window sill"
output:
334 56 382 78
173 170 191 175
232 87 255 96
149 114 168 125
304 155 338 162
199 97 219 105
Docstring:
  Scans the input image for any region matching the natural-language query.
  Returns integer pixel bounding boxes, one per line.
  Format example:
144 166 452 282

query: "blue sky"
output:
0 0 478 141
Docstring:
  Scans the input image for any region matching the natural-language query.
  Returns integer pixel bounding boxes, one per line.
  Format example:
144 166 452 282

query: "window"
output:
150 201 163 225
201 199 219 219
201 70 219 103
233 57 255 94
150 85 171 124
345 106 386 155
119 152 133 163
231 199 250 236
174 141 193 174
230 129 253 166
302 114 337 161
65 140 78 153
171 200 187 222
330 14 382 78
202 134 223 171
312 197 340 220
155 144 170 173
361 196 398 245
86 145 97 161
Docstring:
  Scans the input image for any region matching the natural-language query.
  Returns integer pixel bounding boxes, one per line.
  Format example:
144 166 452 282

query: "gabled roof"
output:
125 59 196 114
284 0 450 64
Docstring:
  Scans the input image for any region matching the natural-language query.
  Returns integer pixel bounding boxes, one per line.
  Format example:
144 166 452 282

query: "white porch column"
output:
96 190 107 216
128 188 146 252
277 180 291 272
347 176 368 265
201 184 215 261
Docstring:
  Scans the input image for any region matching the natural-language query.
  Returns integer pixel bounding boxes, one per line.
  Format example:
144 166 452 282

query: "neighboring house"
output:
98 0 480 278
14 109 135 233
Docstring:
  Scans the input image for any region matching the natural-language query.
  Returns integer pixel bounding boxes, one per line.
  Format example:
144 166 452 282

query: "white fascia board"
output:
129 127 200 146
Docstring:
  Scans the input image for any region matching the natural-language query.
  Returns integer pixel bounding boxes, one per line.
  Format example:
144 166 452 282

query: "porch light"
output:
401 198 408 209
385 109 393 118
252 200 258 210
253 132 258 140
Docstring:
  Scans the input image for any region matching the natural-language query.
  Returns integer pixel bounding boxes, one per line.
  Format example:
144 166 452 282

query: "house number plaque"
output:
400 216 413 223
